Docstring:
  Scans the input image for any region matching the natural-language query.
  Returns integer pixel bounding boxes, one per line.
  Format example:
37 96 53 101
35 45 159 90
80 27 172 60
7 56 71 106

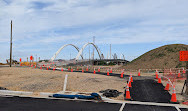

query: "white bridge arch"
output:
50 44 83 61
75 43 102 60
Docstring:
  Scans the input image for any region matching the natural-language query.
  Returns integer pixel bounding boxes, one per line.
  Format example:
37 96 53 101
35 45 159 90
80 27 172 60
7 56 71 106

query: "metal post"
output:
93 36 95 65
10 20 12 67
185 62 188 95
36 54 37 66
110 44 111 59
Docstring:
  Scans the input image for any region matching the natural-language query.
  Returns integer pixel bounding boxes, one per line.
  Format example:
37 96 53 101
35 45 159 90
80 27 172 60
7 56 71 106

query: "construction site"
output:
1 0 188 111
0 43 188 111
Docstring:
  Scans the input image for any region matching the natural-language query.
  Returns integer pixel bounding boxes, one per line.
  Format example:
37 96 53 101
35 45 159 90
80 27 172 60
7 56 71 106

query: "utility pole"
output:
110 44 111 59
10 20 13 67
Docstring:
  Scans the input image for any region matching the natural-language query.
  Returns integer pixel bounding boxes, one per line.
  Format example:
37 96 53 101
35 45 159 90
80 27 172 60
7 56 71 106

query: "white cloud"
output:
0 0 188 62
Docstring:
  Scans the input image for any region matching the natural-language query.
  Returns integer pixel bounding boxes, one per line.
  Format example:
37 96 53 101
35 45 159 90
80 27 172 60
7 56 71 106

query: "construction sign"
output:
30 56 33 61
179 51 188 61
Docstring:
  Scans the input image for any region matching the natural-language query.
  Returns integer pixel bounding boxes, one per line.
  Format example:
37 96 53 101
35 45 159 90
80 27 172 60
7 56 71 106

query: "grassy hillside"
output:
124 44 188 69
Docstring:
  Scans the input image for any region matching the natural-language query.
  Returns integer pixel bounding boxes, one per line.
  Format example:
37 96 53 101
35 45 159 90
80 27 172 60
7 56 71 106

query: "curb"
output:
0 90 33 96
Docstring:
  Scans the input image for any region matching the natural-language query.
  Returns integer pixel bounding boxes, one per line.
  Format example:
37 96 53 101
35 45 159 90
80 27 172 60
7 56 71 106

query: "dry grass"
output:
124 44 188 69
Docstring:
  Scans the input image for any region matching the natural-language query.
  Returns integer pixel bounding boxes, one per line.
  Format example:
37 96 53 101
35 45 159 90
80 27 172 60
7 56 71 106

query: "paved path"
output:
129 79 171 103
0 96 121 111
1 96 188 111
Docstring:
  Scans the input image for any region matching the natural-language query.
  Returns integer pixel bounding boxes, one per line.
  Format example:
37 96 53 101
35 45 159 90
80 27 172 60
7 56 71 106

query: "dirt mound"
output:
124 44 188 69
0 63 6 65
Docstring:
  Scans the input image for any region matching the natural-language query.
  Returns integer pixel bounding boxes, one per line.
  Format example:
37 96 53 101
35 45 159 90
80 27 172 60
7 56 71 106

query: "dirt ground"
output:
0 67 127 100
0 66 186 102
160 78 186 103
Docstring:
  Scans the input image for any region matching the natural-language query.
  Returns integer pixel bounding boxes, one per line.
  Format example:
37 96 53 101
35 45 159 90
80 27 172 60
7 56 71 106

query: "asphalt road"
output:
0 96 121 111
0 96 187 111
129 79 172 103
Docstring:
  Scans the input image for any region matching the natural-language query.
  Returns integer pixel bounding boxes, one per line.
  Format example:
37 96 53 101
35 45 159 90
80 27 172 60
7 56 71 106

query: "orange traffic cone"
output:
82 67 84 73
110 68 112 73
164 81 170 91
53 67 56 71
107 69 110 76
130 75 133 82
155 70 158 79
158 75 162 83
61 68 63 72
178 70 181 78
125 85 131 100
35 65 36 68
170 69 172 75
138 69 141 76
120 69 124 78
47 67 48 70
183 68 186 74
171 86 177 103
93 68 96 74
98 67 100 72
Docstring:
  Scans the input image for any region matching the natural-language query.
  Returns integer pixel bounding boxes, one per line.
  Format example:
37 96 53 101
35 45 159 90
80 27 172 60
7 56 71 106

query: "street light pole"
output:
93 36 95 65
10 20 13 67
110 44 111 59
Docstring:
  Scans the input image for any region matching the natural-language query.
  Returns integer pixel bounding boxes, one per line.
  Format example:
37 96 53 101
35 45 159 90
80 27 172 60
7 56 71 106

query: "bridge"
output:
50 43 103 61
50 43 128 65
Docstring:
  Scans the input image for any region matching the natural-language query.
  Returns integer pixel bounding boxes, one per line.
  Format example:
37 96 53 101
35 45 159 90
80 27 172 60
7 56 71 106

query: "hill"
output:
124 44 188 69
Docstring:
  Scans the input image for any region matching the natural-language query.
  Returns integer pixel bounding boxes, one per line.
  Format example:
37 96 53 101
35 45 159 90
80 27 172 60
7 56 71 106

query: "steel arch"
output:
50 44 83 61
75 43 102 60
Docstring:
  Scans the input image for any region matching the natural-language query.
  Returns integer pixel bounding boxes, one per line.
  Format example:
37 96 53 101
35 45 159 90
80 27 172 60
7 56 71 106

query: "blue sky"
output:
0 0 188 63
